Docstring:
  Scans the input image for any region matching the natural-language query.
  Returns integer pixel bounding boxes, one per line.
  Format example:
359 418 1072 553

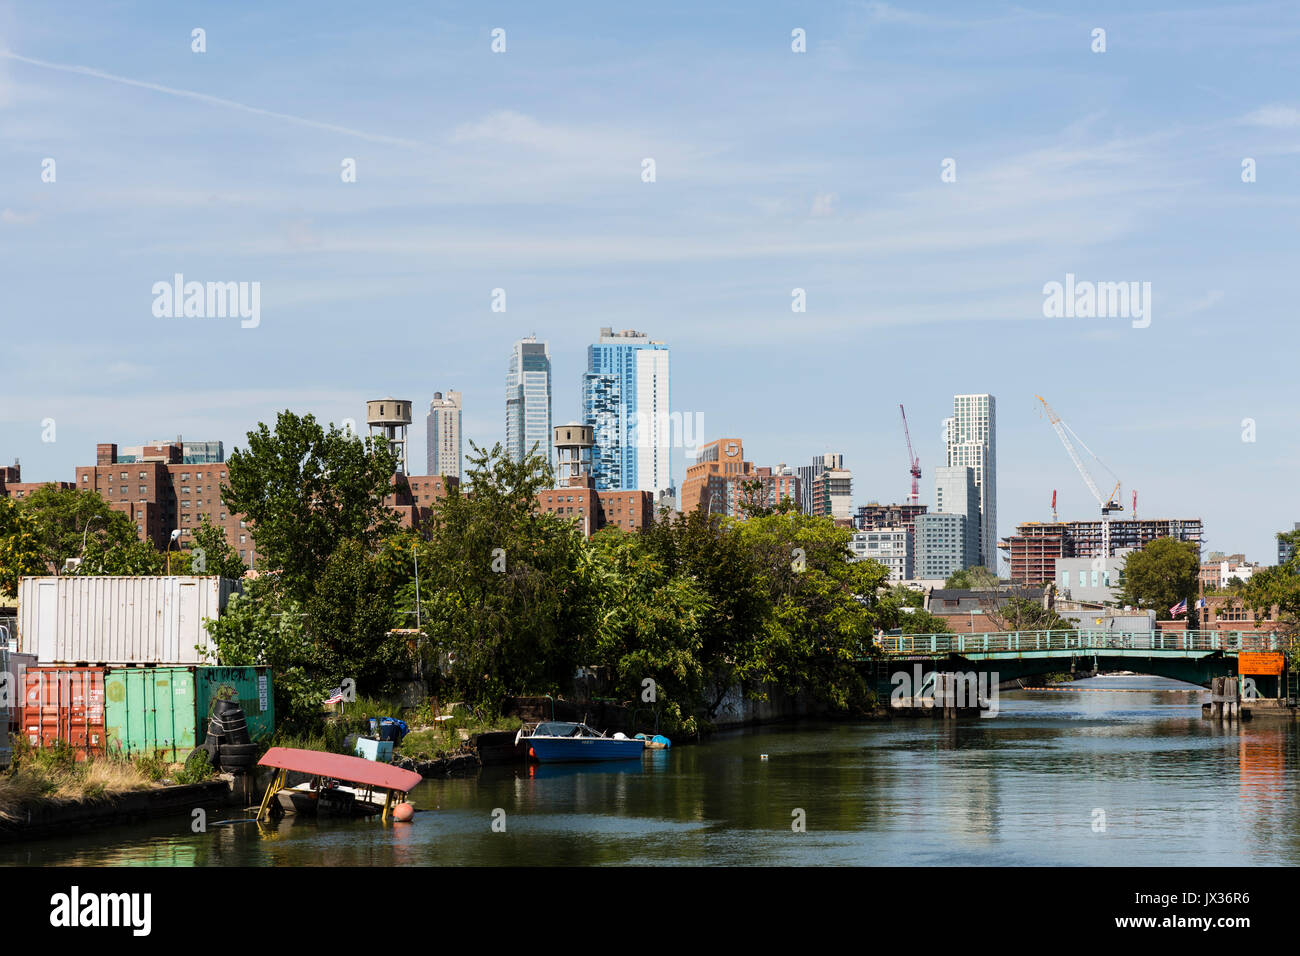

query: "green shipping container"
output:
195 667 275 743
104 667 197 761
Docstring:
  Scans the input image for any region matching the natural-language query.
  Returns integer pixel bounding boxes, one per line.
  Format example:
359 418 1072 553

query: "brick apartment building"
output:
75 442 252 561
679 438 801 519
535 423 654 535
387 473 458 531
7 441 462 567
0 461 74 501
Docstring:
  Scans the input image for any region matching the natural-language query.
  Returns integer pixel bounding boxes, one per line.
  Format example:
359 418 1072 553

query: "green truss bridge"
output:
870 629 1286 688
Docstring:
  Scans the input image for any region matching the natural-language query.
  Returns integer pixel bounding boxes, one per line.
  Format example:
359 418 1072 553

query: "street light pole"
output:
166 528 181 575
413 545 421 630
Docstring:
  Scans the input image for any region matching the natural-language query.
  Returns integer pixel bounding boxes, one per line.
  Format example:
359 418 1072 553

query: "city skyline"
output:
2 2 1297 564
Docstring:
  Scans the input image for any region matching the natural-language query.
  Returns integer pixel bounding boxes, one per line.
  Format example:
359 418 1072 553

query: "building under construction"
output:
1000 517 1203 585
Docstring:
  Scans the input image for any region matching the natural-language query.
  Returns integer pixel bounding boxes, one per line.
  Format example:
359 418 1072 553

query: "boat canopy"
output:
258 747 422 793
531 722 603 738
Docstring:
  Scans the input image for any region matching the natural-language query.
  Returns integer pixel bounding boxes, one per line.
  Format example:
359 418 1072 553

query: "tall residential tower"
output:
944 394 997 573
425 390 462 479
506 337 553 469
582 327 671 494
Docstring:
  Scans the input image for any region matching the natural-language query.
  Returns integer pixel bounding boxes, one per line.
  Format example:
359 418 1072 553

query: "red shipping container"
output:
21 666 107 760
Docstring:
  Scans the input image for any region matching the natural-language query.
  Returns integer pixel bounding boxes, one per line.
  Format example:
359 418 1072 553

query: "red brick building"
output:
535 423 653 535
387 473 458 531
0 461 75 502
73 443 252 561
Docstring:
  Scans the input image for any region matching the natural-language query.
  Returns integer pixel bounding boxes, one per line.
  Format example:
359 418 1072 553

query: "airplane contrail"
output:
0 49 430 149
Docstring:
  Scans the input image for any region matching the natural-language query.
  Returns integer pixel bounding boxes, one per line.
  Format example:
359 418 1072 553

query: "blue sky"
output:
2 1 1298 565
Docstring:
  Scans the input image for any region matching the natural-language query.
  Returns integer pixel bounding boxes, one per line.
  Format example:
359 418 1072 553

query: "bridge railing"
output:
876 630 1282 656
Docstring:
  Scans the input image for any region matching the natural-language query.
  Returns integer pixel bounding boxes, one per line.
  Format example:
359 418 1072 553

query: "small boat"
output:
516 721 646 763
256 747 423 822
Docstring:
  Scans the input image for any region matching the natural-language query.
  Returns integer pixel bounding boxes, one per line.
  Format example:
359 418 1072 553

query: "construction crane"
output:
899 404 921 504
1036 395 1124 556
1051 489 1057 522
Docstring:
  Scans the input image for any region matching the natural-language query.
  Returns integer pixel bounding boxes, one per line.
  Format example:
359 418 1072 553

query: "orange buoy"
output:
393 802 415 822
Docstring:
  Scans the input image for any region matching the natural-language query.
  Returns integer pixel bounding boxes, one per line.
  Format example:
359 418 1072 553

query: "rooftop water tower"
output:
367 397 412 474
554 422 594 487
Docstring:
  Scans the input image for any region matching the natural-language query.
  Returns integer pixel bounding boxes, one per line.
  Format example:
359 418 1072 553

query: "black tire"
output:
218 743 258 758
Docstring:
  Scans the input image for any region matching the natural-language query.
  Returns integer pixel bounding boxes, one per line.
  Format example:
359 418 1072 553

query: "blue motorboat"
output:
517 721 646 763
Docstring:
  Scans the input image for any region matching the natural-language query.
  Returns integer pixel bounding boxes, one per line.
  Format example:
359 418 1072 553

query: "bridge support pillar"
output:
1205 677 1240 721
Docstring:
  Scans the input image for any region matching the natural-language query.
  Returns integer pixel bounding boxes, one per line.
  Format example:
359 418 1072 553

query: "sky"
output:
2 1 1298 567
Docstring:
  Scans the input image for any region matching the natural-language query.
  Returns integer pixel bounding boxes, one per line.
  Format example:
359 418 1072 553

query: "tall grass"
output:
0 738 162 822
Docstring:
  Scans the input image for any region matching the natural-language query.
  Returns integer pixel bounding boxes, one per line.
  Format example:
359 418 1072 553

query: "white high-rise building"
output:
426 390 462 479
582 328 671 494
506 337 553 469
944 394 997 573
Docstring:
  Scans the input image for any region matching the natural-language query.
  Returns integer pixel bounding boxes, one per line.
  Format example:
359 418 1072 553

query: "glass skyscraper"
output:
506 337 553 469
581 327 671 493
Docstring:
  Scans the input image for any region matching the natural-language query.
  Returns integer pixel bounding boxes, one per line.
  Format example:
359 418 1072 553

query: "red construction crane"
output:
899 404 921 504
1051 489 1057 522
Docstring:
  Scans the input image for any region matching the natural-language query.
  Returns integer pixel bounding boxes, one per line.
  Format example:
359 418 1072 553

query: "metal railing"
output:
876 630 1284 656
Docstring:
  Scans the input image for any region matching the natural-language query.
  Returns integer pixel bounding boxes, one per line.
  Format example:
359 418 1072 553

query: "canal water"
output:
4 675 1298 866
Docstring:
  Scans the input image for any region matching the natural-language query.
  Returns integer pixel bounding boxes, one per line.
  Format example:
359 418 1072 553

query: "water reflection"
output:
5 675 1300 866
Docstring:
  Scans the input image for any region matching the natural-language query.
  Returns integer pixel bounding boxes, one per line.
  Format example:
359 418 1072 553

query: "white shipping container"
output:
18 576 241 665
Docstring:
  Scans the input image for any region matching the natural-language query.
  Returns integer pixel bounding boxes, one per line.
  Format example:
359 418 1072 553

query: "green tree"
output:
303 538 406 697
206 576 324 732
640 509 773 718
875 584 949 634
13 485 139 575
945 565 998 589
77 535 165 575
179 515 248 578
587 526 711 732
0 497 47 596
1243 529 1300 649
221 410 398 601
416 442 596 707
735 512 885 713
1120 538 1200 620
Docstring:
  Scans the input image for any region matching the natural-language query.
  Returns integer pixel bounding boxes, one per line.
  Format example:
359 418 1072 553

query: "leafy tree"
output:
221 410 398 601
303 538 406 697
945 565 998 589
1243 529 1300 650
640 509 772 718
875 584 949 634
587 526 710 732
1120 538 1200 620
0 497 46 596
76 535 165 575
205 576 324 733
13 485 138 575
179 515 248 578
416 442 596 707
734 512 884 713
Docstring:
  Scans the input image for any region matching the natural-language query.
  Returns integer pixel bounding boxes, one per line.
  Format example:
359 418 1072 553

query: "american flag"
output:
1169 599 1188 617
323 686 347 705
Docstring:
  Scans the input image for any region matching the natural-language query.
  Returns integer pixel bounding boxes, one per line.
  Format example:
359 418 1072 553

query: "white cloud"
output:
810 193 837 217
1241 105 1300 128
